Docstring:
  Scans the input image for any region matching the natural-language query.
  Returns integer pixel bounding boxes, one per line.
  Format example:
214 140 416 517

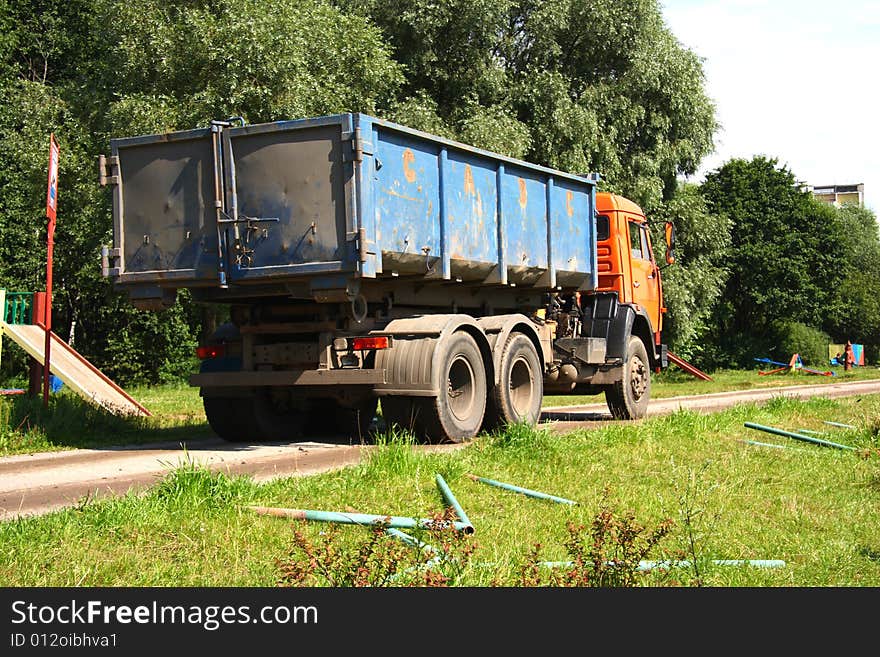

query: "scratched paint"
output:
114 112 597 291
445 152 497 263
551 179 591 273
503 168 547 270
373 131 439 263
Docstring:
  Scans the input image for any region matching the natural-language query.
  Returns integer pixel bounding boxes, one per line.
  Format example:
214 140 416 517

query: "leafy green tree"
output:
700 157 846 367
341 0 717 208
95 0 403 134
823 204 880 360
651 183 730 361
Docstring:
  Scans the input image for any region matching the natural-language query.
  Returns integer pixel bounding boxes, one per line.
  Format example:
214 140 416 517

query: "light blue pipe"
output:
539 559 785 570
247 505 474 533
744 422 856 451
386 529 446 581
743 439 791 450
466 473 577 505
823 420 856 429
435 474 474 532
386 528 437 554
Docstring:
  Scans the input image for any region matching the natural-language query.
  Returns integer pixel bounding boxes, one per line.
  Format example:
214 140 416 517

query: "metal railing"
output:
2 291 34 325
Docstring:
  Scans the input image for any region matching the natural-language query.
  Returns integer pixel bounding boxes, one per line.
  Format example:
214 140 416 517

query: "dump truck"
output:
99 113 674 443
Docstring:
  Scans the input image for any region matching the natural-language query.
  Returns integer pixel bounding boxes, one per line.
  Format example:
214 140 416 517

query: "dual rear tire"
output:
381 331 543 443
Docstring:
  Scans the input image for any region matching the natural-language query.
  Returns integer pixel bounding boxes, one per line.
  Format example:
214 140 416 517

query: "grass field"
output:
2 364 880 456
1 393 879 586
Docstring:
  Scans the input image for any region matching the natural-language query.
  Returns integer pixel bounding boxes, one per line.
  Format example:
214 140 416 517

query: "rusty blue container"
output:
105 113 599 300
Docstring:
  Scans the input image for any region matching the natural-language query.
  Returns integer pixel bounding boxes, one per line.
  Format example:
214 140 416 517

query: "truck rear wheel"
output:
253 388 305 441
380 396 423 435
484 333 543 429
422 331 487 443
605 336 651 420
203 396 261 442
310 397 378 442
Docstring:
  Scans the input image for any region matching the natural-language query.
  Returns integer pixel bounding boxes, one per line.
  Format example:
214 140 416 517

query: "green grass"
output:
544 364 880 407
0 384 210 455
3 393 879 586
3 364 880 455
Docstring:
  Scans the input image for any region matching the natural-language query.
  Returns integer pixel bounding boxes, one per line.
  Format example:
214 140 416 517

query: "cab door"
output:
626 217 662 335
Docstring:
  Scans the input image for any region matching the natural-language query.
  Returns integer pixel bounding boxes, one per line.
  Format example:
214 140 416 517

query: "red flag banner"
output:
46 133 59 224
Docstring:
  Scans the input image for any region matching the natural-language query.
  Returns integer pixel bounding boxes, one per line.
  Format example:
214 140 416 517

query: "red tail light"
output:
351 336 389 351
196 344 226 360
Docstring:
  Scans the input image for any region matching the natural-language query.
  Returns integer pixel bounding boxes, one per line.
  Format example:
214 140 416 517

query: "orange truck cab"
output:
594 192 667 352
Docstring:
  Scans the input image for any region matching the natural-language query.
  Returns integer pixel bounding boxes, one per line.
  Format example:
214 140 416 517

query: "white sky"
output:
660 0 880 212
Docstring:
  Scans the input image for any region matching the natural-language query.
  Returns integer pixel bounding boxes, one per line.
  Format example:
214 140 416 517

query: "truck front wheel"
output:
605 336 651 420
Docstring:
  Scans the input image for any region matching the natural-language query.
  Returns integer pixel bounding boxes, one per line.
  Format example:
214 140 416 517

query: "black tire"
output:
484 333 543 429
380 396 424 435
422 331 487 443
203 396 261 442
605 336 651 420
252 387 305 441
309 397 379 442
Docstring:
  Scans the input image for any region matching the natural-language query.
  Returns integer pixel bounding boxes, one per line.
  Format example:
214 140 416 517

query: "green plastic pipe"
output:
797 429 822 435
247 505 475 534
744 422 856 451
823 420 856 429
435 474 474 532
466 473 577 505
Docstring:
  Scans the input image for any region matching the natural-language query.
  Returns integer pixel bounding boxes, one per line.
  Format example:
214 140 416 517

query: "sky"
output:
660 0 880 212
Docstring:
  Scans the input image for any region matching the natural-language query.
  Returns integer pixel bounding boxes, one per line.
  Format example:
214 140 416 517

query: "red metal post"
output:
43 133 59 408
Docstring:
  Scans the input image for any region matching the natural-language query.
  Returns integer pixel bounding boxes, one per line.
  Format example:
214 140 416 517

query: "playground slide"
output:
0 323 150 417
667 352 713 381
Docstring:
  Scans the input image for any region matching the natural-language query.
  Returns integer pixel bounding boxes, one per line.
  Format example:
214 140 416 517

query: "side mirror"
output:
664 221 676 265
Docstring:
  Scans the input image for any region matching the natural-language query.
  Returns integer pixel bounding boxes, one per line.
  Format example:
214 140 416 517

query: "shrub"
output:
768 321 831 368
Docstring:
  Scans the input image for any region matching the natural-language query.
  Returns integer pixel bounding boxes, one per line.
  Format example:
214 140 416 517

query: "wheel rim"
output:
509 355 534 417
629 355 648 400
447 354 476 422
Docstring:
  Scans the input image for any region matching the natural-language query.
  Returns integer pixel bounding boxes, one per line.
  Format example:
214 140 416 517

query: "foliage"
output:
514 487 677 587
767 320 831 367
342 0 717 208
276 509 478 587
823 204 880 357
652 183 730 359
700 157 846 367
95 0 403 133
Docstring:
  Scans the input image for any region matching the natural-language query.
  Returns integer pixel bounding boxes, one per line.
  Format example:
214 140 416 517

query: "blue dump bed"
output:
107 113 598 297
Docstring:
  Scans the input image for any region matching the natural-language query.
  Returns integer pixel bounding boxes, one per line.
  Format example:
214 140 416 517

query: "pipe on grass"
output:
466 473 577 505
435 474 474 532
539 560 785 570
744 422 856 451
247 505 475 534
823 420 856 429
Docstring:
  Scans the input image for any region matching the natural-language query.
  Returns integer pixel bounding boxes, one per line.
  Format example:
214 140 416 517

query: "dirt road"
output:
3 378 879 521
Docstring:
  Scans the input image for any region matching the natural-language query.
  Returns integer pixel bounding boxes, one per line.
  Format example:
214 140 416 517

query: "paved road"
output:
3 379 879 521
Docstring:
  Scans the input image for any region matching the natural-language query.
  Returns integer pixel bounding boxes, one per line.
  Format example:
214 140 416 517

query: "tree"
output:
340 0 717 209
700 157 846 367
823 204 880 360
650 183 729 360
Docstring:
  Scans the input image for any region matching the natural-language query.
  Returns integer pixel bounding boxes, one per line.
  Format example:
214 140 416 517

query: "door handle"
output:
633 281 640 287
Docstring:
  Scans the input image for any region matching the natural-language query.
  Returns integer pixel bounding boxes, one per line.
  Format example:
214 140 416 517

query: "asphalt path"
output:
3 378 879 521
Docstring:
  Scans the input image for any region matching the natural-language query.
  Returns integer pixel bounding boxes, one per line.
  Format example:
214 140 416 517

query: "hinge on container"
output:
98 155 119 186
357 227 376 263
342 128 373 163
